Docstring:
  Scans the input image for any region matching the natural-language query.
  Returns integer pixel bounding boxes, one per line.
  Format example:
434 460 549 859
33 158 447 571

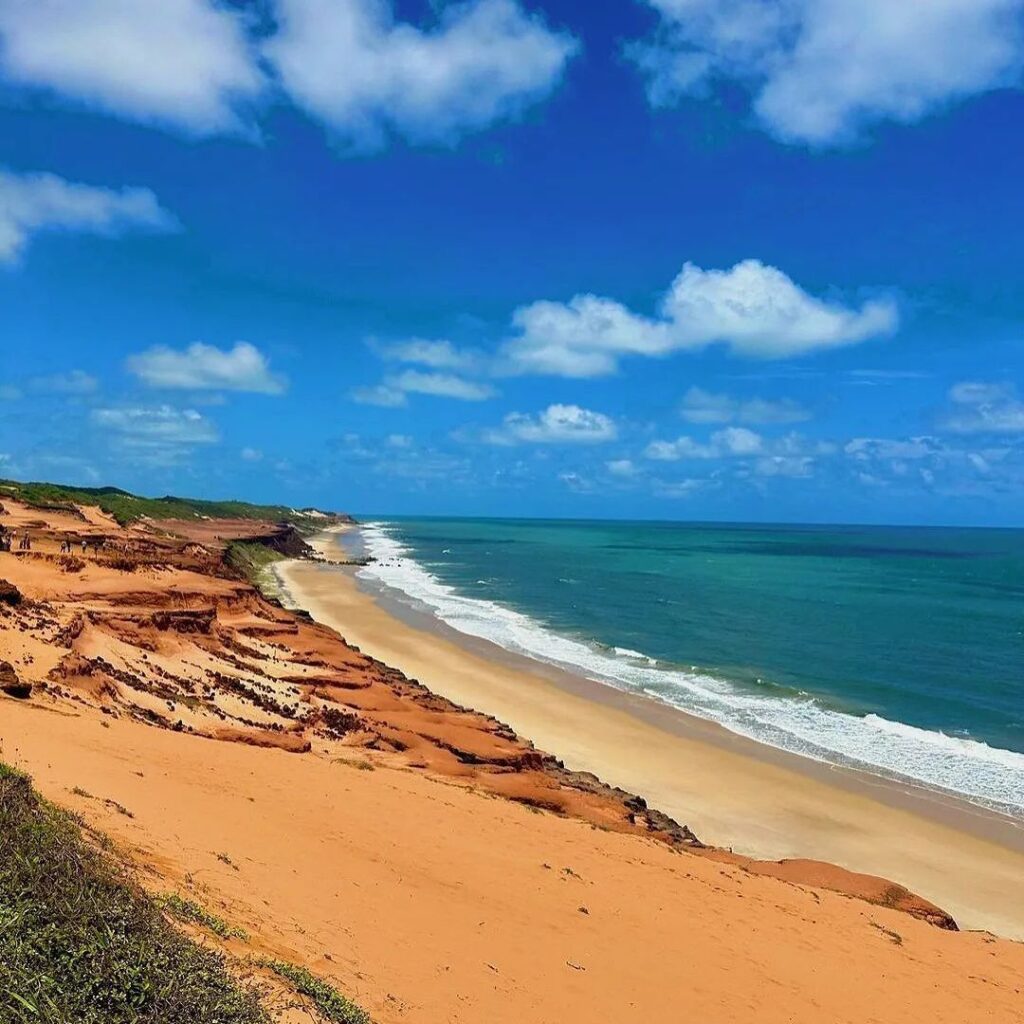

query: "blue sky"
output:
1 0 1023 525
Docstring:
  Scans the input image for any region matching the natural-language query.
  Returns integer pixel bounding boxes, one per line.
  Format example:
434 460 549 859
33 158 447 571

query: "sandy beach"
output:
4 494 1024 1024
277 529 1024 939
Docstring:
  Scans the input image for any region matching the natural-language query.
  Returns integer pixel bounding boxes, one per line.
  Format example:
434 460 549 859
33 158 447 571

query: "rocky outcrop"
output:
152 609 216 634
0 660 30 699
267 524 315 559
0 579 22 606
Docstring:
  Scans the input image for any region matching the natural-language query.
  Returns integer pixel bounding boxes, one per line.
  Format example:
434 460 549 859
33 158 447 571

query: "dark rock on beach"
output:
0 660 31 699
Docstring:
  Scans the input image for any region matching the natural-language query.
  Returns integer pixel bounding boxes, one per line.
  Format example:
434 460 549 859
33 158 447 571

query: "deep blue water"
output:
353 518 1024 814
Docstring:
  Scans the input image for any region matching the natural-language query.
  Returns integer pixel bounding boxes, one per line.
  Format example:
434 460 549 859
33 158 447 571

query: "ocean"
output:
347 518 1024 816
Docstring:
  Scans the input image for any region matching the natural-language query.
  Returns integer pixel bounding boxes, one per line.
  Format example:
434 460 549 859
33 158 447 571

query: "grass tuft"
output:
332 758 376 772
260 959 371 1024
0 764 268 1023
161 893 249 941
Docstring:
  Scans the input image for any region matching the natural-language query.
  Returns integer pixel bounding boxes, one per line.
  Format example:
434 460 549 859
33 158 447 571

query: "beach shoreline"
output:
276 528 1024 938
6 493 1024 1023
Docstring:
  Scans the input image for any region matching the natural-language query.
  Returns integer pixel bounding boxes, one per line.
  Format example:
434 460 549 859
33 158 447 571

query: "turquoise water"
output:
353 518 1024 814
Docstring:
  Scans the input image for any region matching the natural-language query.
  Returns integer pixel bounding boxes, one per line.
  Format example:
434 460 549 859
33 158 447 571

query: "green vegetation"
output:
1 765 374 1023
160 893 250 942
0 763 269 1024
259 960 371 1024
225 540 288 585
0 478 332 528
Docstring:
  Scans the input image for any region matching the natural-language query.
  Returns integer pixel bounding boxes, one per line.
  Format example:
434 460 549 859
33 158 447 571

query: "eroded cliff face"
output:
0 501 703 843
0 497 956 930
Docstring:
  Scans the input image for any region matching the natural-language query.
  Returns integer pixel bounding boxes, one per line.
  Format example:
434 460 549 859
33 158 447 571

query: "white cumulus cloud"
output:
646 425 764 460
0 0 264 136
0 168 175 263
629 0 1024 146
265 0 578 148
502 259 896 376
487 403 617 444
127 342 286 394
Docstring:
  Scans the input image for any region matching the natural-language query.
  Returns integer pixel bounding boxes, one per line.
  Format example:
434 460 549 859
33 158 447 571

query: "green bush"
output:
260 960 371 1024
224 541 287 584
0 764 269 1024
161 893 250 942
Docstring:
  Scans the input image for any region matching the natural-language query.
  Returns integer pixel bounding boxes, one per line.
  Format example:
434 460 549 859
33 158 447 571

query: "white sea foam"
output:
613 646 658 665
356 522 1024 816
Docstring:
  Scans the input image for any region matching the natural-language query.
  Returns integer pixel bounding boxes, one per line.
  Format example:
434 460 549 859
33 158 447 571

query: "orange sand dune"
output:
2 498 1023 1023
3 700 1023 1024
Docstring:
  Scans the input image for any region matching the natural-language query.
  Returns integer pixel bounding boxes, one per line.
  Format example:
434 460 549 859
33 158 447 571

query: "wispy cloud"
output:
92 404 218 448
848 369 931 383
127 342 286 394
350 383 408 408
351 366 494 405
679 387 811 425
941 381 1024 435
29 369 98 395
558 470 595 493
606 458 640 477
386 370 494 401
0 168 175 263
370 337 484 372
628 0 1024 146
651 476 710 499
